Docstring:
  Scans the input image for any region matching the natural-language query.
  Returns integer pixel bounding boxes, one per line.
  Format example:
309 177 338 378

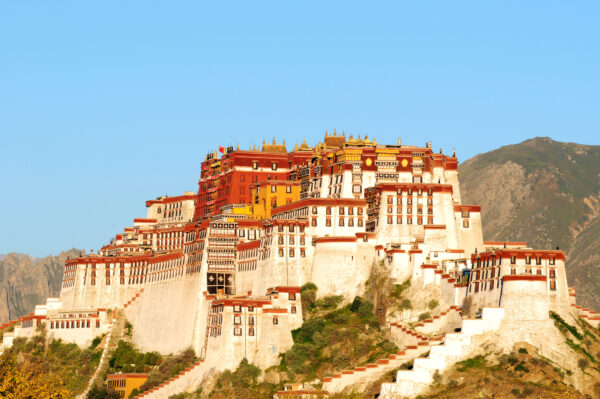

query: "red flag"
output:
218 145 225 154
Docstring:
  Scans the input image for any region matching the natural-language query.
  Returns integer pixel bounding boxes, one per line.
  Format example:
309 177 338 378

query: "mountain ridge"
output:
0 249 81 323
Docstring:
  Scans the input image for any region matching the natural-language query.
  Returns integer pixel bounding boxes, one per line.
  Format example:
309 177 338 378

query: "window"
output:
526 256 531 265
397 216 402 224
387 196 393 204
353 185 361 193
511 256 516 264
312 206 318 214
278 236 284 245
348 218 354 227
549 257 555 265
248 315 255 325
339 218 344 226
234 316 241 325
339 207 345 215
278 248 284 257
252 161 258 170
273 316 278 325
358 207 363 215
311 218 317 227
358 218 363 227
549 269 556 278
289 248 295 257
248 327 255 336
388 206 393 214
417 217 423 225
291 305 297 314
461 209 470 218
300 236 305 245
300 248 306 257
407 217 412 225
550 280 556 291
271 185 276 193
536 256 542 265
326 207 332 215
326 218 331 227
272 162 277 170
286 186 292 193
387 216 393 224
407 198 413 205
463 220 469 228
289 292 296 300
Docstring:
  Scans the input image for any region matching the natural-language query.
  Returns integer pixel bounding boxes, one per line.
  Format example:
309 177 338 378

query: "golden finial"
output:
263 139 266 146
333 128 337 137
272 137 276 145
295 143 298 150
342 131 345 137
236 144 240 150
397 138 401 146
325 130 328 137
282 139 286 147
429 140 432 148
453 148 456 157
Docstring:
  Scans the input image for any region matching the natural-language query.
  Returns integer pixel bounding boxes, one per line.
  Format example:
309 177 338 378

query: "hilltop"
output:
460 137 600 311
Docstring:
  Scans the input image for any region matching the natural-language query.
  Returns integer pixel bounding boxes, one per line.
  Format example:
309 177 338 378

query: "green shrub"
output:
428 299 439 310
398 299 412 310
515 362 530 373
315 295 344 310
418 312 431 322
456 355 487 371
550 311 583 340
518 347 528 354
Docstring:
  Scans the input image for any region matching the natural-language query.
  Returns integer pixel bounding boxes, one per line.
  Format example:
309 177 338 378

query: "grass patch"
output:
550 311 583 340
456 355 487 372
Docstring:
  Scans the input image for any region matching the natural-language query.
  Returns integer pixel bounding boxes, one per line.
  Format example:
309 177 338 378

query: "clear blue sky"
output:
1 2 598 257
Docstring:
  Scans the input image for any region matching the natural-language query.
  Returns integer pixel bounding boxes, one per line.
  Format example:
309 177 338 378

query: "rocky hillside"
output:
459 137 600 311
0 249 80 323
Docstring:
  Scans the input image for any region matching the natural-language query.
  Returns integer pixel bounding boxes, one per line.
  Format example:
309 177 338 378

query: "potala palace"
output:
1 132 596 398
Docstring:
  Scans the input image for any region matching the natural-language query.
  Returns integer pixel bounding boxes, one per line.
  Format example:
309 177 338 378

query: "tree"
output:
0 352 71 398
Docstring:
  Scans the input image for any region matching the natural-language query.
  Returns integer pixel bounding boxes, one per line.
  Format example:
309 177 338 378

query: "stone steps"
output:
379 307 505 398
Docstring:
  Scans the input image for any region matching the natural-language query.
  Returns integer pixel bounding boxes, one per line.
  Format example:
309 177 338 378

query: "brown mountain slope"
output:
0 249 80 323
459 137 600 311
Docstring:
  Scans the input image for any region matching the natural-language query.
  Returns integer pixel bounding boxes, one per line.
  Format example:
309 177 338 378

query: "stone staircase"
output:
379 307 505 398
320 341 440 394
569 287 600 327
133 359 209 398
77 309 125 398
78 290 142 398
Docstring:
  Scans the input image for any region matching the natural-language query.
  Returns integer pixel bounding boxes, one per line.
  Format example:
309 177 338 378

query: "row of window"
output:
386 216 434 225
314 217 365 227
49 319 100 329
278 248 306 258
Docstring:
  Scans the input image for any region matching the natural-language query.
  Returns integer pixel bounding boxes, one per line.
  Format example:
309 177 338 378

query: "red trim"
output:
420 264 437 269
133 218 157 223
503 275 547 282
272 286 301 294
263 308 288 314
424 225 445 230
454 205 481 212
314 236 357 243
